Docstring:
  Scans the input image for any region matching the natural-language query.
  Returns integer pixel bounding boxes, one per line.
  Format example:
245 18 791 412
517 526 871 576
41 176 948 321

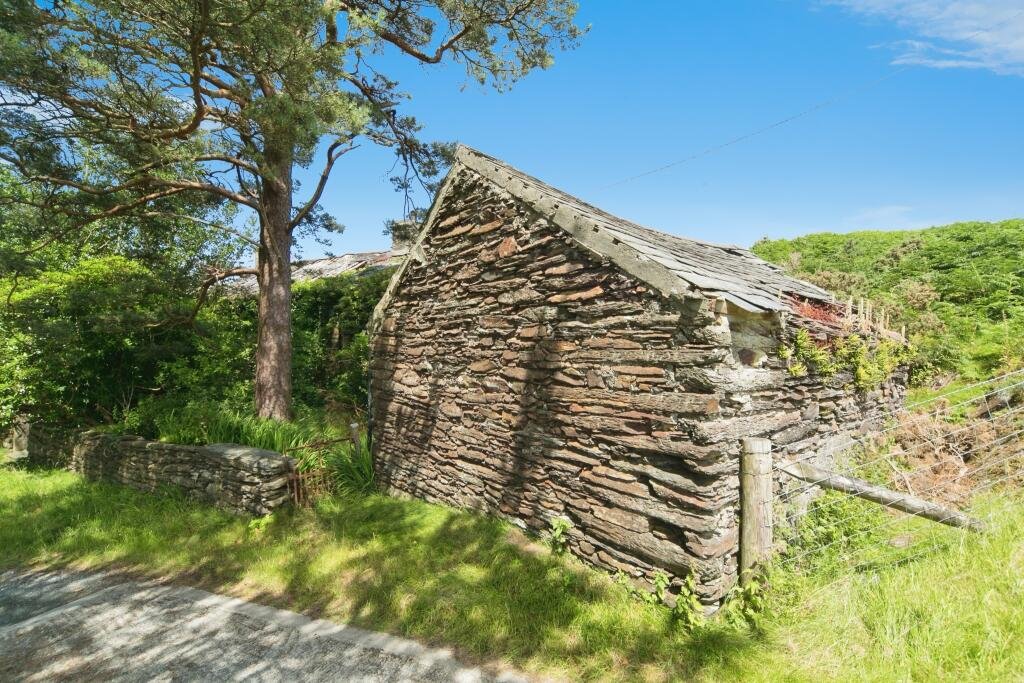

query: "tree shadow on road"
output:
0 469 768 681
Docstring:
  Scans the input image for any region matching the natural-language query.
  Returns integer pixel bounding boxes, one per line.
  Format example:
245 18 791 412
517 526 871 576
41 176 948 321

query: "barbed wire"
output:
903 368 1024 410
773 447 1023 569
773 373 1024 474
769 464 1018 631
777 408 1024 505
777 427 1024 524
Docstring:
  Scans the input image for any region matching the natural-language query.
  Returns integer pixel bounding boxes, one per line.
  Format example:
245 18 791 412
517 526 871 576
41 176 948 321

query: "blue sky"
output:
297 0 1024 259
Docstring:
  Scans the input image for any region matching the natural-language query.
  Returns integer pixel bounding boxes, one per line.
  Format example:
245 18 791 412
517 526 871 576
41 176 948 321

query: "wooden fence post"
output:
740 437 774 585
349 422 361 458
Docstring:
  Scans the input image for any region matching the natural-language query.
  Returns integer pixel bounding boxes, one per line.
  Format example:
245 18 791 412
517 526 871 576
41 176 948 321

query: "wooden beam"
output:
779 460 986 533
740 438 774 583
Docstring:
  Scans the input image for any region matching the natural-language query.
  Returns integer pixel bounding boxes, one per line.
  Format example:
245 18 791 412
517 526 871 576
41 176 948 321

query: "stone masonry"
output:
370 147 906 606
65 432 296 516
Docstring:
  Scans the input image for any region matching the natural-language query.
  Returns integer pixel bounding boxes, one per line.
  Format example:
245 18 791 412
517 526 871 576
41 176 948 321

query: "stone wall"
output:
719 309 907 453
24 423 76 470
67 432 295 516
370 166 906 606
705 309 907 582
1 417 29 459
372 167 747 604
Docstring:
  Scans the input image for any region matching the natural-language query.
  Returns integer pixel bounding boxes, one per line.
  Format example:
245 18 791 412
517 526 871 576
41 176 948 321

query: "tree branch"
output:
290 138 356 229
138 211 259 248
190 266 259 321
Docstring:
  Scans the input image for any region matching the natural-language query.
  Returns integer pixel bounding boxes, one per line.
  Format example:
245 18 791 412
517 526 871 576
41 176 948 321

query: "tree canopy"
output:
0 0 583 418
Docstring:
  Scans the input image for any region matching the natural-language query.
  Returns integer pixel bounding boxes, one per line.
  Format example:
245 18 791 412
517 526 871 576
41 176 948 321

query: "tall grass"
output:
150 401 374 494
2 466 1022 681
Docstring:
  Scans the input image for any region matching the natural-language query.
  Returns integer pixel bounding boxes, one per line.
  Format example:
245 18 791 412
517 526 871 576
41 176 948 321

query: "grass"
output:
1 466 1022 681
114 400 375 493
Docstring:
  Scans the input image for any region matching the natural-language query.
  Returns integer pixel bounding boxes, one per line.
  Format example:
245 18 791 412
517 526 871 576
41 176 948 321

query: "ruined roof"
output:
231 250 396 294
451 146 833 313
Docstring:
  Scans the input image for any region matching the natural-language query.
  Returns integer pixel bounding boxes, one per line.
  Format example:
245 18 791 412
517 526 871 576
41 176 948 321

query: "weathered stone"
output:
36 432 298 517
369 160 906 609
548 286 604 303
440 401 464 418
497 236 520 258
502 367 530 382
544 262 585 276
468 359 498 373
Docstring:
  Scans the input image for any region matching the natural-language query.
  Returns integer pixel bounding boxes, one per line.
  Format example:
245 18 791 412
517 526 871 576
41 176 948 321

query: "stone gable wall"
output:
371 168 742 603
68 432 295 516
371 167 908 607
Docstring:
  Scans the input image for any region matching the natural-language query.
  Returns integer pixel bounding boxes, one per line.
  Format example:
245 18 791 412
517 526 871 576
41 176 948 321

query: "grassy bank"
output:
2 467 1022 681
752 220 1024 384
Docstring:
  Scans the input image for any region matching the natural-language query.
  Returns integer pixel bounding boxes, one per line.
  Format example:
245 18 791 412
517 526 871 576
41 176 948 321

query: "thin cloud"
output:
831 1 1024 76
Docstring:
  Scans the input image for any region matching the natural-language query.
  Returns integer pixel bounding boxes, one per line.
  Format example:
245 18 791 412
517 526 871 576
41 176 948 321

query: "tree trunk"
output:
254 145 294 421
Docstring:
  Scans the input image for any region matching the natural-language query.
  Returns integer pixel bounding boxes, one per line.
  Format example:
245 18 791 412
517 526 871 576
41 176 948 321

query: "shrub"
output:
754 219 1024 384
121 399 374 493
0 256 197 429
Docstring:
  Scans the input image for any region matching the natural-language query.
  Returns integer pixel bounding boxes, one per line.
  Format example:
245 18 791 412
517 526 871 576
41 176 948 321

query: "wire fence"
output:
765 369 1024 579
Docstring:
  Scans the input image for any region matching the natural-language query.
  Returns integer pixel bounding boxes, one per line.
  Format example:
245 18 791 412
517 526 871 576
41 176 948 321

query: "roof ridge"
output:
455 146 745 252
453 145 833 313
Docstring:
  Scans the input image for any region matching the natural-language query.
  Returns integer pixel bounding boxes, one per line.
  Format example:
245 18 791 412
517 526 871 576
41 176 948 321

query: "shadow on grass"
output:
0 469 766 680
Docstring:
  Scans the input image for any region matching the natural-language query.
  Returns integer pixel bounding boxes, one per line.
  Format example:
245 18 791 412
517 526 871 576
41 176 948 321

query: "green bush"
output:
754 219 1024 384
157 267 392 415
0 255 392 434
0 256 197 429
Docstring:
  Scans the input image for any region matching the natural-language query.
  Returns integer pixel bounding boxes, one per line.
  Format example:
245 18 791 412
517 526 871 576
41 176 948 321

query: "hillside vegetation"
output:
752 219 1024 384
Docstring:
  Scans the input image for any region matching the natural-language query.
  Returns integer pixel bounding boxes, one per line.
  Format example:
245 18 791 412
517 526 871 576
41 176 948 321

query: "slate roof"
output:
230 250 395 294
452 146 833 313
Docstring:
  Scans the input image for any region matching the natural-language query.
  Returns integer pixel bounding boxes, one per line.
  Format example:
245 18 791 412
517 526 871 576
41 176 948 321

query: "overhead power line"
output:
600 8 1024 191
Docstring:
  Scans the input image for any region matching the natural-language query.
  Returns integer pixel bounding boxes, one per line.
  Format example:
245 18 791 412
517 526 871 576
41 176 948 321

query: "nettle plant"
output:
779 328 910 390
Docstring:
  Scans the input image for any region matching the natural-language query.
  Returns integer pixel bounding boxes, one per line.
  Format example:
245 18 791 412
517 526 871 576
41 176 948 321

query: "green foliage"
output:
781 328 912 390
0 161 244 432
672 574 708 631
290 269 393 411
0 256 197 428
753 220 1024 384
123 398 374 492
0 252 391 433
158 268 391 414
609 568 707 632
719 575 766 632
546 516 573 555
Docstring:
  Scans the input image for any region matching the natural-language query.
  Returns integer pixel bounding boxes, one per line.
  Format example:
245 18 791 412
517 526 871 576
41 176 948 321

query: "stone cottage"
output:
369 146 905 606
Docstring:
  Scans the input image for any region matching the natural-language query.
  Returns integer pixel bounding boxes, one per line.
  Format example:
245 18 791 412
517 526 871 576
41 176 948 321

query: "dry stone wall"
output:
68 432 295 516
371 168 744 603
719 310 907 526
2 417 29 459
371 167 908 607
